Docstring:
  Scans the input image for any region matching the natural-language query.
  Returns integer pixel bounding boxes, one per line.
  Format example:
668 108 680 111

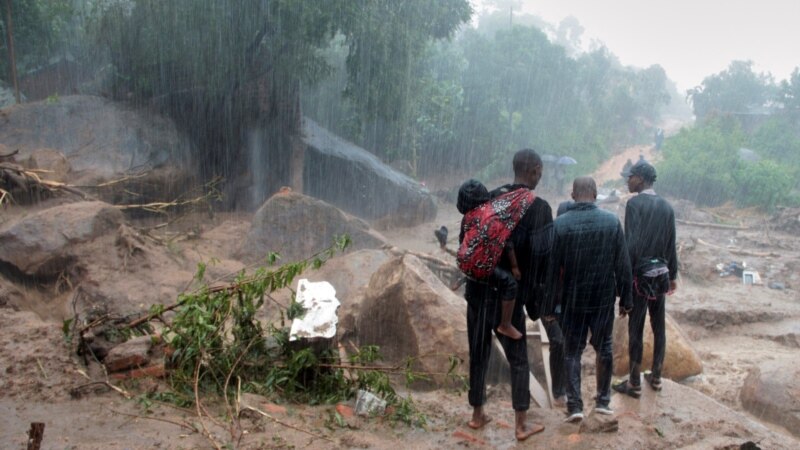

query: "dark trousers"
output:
628 293 666 384
466 282 530 411
543 316 566 399
562 306 614 413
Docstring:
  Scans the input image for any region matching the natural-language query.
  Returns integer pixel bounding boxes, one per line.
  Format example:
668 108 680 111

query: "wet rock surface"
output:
0 96 191 184
740 361 800 437
238 190 387 264
357 254 468 387
0 201 124 277
612 312 703 380
302 119 436 226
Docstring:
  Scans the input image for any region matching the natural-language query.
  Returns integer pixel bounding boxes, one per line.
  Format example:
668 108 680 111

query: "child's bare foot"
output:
468 413 492 429
497 324 523 340
512 268 522 280
516 422 544 441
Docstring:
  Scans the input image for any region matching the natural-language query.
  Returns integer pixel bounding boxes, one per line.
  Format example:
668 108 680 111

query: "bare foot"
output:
497 324 523 340
467 414 492 429
516 422 545 441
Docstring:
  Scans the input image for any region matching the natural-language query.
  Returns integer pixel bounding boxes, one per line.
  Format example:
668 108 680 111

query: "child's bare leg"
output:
496 298 522 340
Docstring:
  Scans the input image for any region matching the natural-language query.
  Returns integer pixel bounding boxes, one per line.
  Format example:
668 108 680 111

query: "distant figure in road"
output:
654 128 665 150
621 159 633 183
546 176 632 422
614 161 678 398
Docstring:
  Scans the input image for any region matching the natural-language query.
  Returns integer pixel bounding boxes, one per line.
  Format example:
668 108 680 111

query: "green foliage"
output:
733 159 794 209
160 235 440 426
687 60 777 122
658 116 799 210
658 118 744 206
0 0 77 77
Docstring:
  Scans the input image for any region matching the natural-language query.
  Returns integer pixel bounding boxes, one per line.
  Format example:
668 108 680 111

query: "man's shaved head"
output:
571 176 597 202
512 148 543 188
513 148 542 174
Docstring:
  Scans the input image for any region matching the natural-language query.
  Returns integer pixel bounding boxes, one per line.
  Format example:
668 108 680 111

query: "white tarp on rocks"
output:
289 279 340 341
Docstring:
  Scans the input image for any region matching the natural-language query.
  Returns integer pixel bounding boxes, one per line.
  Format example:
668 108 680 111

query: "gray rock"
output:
0 95 191 185
302 119 436 226
740 361 800 437
356 254 468 388
238 191 387 264
0 201 124 276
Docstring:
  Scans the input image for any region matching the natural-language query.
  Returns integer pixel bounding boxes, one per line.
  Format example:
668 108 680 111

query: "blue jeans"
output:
562 306 615 413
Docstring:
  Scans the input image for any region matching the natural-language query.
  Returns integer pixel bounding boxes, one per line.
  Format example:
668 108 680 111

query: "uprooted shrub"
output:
141 235 462 427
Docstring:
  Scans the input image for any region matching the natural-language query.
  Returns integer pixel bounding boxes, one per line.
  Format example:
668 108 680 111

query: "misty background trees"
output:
1 0 798 210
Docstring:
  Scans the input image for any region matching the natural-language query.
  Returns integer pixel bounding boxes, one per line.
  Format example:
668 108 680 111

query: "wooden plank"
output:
535 320 555 405
492 337 550 408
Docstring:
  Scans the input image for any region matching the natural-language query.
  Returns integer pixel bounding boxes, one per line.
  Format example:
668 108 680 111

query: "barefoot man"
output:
463 148 552 440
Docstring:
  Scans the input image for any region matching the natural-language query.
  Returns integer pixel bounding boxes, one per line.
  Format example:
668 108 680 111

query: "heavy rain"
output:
0 0 798 448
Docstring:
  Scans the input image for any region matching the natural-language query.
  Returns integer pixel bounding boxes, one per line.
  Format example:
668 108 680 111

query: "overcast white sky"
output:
477 0 799 91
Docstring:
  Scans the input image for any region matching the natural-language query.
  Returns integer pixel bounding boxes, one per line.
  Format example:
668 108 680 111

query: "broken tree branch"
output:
677 218 749 230
108 408 197 432
241 405 334 444
694 238 780 258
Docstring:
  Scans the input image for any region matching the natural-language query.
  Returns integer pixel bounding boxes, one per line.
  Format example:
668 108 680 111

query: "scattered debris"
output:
289 279 340 342
354 389 387 416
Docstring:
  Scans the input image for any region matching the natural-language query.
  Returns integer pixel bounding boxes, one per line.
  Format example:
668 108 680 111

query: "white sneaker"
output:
595 405 614 415
565 411 584 423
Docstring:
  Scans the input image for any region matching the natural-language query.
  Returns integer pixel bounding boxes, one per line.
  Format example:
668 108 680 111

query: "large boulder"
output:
302 119 436 226
0 201 124 277
740 361 800 437
612 312 703 380
356 254 468 387
0 95 191 187
238 191 387 264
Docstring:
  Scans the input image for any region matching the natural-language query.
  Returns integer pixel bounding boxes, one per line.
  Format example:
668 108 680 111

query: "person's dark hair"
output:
513 148 542 175
457 179 490 214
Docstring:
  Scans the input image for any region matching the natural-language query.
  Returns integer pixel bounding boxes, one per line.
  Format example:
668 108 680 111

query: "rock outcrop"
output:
0 201 124 277
613 312 703 380
238 191 387 264
740 361 800 437
0 95 194 196
356 254 468 387
302 119 436 226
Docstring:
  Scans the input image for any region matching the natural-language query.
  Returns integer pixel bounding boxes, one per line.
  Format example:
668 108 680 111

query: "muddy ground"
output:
2 155 800 449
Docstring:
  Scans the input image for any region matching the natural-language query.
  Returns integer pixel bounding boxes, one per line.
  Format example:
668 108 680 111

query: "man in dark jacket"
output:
614 161 678 396
546 177 632 422
465 148 552 441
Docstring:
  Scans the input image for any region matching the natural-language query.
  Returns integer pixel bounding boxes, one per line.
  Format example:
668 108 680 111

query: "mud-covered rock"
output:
238 190 386 264
25 148 71 182
302 119 436 226
740 361 800 437
0 201 123 277
356 254 467 388
0 96 191 185
613 312 703 380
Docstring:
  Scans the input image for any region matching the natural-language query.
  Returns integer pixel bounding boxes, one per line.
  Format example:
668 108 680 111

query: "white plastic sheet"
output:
288 279 340 342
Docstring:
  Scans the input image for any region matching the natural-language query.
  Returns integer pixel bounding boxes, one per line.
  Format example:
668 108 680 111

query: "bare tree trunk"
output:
3 0 20 104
